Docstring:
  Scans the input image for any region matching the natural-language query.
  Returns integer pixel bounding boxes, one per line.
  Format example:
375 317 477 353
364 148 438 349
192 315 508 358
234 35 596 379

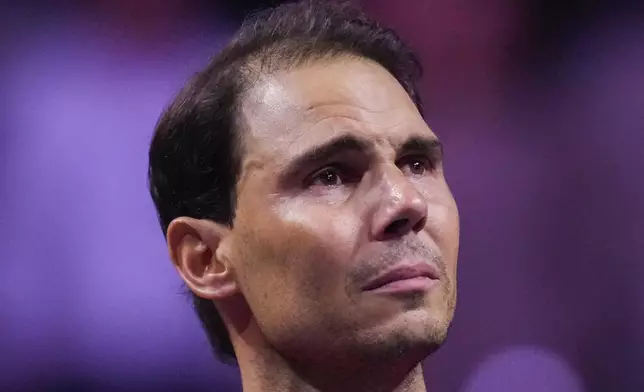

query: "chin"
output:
360 309 451 361
404 306 453 348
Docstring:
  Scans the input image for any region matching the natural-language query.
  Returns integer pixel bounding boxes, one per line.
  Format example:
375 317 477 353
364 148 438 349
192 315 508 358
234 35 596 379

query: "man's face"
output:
227 57 459 364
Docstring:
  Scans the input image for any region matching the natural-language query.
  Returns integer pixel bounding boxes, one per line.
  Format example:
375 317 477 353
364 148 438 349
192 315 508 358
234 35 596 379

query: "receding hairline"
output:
235 53 411 134
233 54 424 192
232 54 370 186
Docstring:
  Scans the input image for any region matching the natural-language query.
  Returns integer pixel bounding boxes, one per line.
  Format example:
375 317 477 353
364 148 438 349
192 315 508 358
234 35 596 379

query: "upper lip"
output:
362 263 440 291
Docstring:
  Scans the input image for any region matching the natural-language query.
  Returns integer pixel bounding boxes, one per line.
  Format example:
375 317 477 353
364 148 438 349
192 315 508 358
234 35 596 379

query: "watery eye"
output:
310 168 343 186
401 156 432 176
409 159 426 175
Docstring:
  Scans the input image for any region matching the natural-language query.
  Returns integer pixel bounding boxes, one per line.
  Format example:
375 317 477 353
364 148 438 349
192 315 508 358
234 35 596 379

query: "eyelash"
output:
305 155 434 188
306 164 353 188
399 155 435 175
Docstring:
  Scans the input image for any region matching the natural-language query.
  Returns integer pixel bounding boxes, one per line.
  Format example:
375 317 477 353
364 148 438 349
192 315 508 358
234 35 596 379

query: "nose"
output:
369 167 428 241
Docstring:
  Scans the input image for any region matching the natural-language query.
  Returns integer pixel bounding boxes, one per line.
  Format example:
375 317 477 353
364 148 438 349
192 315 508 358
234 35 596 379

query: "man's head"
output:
148 0 459 372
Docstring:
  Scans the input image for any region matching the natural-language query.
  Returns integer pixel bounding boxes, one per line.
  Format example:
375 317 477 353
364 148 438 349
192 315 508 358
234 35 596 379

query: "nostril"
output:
412 217 426 233
384 218 409 235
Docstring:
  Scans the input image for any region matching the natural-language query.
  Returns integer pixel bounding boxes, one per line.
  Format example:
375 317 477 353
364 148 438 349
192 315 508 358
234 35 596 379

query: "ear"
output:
166 217 239 300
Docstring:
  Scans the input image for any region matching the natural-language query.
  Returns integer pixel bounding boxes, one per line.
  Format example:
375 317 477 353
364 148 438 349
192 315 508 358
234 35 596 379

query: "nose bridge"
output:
366 164 428 240
379 165 411 204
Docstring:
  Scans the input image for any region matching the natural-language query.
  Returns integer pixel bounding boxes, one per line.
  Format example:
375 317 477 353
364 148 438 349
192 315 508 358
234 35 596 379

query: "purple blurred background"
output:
1 1 643 391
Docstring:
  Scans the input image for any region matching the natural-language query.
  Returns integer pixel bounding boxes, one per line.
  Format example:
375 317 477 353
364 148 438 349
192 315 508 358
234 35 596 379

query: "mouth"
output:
362 263 440 293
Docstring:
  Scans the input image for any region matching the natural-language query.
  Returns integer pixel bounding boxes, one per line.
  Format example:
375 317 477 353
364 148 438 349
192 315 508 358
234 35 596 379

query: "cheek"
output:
278 198 361 262
424 185 459 270
280 204 360 293
427 201 459 245
231 203 363 350
437 203 459 284
234 202 358 310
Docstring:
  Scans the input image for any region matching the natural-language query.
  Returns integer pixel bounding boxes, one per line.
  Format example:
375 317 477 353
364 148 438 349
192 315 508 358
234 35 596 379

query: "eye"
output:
309 167 344 187
400 156 433 176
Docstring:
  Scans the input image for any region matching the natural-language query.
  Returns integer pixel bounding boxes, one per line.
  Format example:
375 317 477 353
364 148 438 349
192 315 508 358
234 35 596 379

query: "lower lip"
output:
367 276 437 294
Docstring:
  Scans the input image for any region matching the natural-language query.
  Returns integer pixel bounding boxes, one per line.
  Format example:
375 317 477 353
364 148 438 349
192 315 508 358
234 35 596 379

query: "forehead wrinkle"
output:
303 100 389 119
271 113 432 177
235 59 433 189
305 101 424 136
240 107 433 184
300 111 428 156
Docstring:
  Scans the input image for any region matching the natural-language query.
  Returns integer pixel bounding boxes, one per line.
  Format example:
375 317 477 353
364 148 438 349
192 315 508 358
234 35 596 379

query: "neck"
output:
237 346 428 392
221 298 429 392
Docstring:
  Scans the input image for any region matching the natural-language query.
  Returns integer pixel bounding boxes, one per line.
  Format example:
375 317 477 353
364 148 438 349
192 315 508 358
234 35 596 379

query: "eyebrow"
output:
280 133 443 181
283 134 371 176
399 136 444 160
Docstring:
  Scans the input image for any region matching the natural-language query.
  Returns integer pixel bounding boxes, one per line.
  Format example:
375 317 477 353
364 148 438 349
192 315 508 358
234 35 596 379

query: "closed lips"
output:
362 263 439 291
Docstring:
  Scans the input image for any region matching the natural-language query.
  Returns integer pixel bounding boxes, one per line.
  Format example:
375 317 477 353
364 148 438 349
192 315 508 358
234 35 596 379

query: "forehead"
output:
238 57 431 166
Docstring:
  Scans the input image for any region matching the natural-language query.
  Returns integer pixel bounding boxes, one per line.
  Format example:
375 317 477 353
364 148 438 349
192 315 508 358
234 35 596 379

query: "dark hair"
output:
147 0 424 364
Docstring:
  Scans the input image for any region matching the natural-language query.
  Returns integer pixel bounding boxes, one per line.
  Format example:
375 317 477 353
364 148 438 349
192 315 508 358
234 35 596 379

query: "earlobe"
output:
166 217 239 300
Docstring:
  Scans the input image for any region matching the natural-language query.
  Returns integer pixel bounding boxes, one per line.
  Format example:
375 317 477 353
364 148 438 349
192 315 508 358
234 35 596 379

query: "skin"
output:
167 56 460 392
